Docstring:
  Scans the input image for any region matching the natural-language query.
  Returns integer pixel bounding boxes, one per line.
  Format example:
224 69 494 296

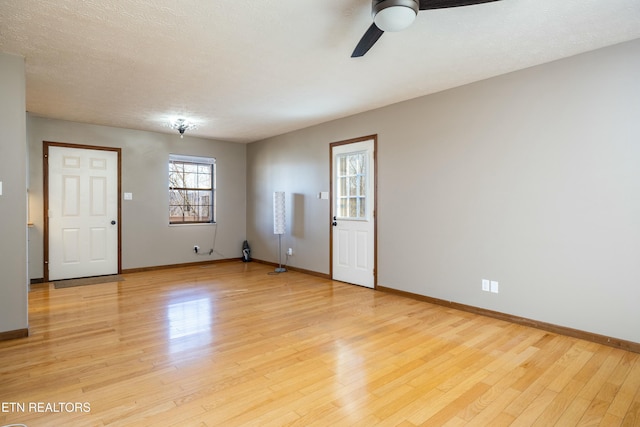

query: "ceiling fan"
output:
352 0 501 57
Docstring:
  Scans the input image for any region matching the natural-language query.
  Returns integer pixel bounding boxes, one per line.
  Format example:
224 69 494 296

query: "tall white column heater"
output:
273 191 287 273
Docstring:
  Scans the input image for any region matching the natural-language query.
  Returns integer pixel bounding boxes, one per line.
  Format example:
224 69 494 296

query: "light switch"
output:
124 192 133 200
0 181 2 195
320 191 329 200
482 279 490 292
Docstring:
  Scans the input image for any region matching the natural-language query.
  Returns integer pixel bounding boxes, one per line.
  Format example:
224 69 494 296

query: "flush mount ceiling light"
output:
169 118 197 138
373 0 419 32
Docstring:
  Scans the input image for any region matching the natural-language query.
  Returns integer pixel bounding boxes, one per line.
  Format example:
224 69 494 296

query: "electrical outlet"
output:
482 279 490 292
490 281 499 293
194 245 199 254
287 248 293 256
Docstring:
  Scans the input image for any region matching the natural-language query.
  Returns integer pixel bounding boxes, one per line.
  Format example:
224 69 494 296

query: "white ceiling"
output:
1 0 639 143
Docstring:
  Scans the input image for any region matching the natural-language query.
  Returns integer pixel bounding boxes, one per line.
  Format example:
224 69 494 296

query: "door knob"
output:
332 221 337 226
111 220 116 225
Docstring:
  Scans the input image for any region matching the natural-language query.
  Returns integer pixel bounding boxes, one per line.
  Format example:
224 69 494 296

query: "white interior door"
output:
48 145 119 280
331 138 375 288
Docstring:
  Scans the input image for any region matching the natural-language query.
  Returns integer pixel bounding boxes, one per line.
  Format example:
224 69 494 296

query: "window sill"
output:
169 222 217 227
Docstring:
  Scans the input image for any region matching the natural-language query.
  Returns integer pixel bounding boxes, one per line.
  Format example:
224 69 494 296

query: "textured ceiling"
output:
1 0 639 143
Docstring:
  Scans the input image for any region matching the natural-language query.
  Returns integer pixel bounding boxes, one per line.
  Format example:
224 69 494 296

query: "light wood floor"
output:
1 262 639 426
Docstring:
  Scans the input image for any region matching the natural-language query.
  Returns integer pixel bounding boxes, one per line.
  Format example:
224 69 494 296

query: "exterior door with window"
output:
46 144 120 281
331 137 376 288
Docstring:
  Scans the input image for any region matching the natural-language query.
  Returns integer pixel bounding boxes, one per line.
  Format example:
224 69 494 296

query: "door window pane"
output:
336 151 367 220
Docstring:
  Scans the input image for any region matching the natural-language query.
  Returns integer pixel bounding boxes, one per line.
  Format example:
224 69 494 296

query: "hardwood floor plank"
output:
509 388 557 427
463 387 521 426
0 262 639 426
577 350 625 401
407 368 491 424
421 382 492 426
577 397 613 426
545 342 595 393
608 357 640 419
622 401 640 426
554 396 592 426
530 379 584 426
459 359 529 422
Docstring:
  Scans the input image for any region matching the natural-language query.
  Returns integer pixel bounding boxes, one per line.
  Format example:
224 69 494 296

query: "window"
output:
336 151 367 219
169 154 215 224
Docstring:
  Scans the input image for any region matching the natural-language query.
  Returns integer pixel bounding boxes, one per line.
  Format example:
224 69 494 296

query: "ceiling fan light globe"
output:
373 0 418 32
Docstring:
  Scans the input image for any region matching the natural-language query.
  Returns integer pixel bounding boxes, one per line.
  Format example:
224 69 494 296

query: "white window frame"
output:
169 154 216 225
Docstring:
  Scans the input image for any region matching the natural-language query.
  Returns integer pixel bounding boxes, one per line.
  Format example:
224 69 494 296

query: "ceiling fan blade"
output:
419 0 500 10
351 23 385 58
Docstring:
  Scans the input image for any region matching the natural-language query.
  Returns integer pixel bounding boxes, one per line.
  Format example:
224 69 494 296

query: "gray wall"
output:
247 136 333 272
0 53 28 334
28 116 247 277
247 39 640 343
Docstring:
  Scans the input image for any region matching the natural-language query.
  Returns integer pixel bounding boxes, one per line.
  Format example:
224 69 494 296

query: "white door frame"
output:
43 141 122 282
330 135 377 288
